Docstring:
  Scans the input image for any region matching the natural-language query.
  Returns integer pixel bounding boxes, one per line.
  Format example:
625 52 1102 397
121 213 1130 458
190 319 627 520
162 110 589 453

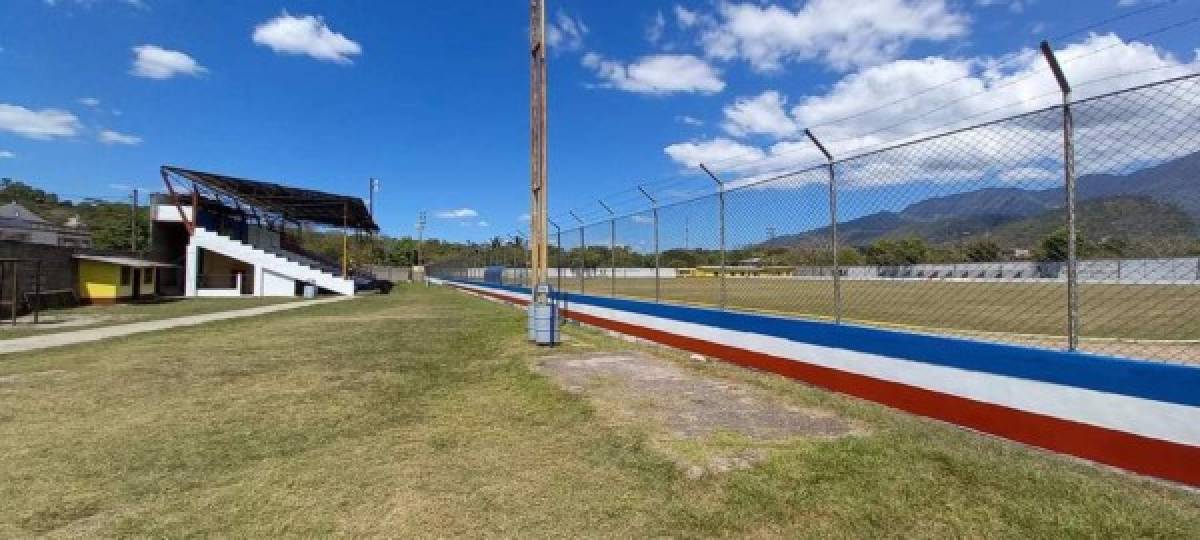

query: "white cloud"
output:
677 115 704 126
664 137 764 169
674 5 701 28
130 45 206 79
0 151 14 159
98 129 142 145
45 0 146 8
252 12 362 64
477 220 490 227
78 97 101 107
999 167 1056 183
722 90 797 138
646 10 666 44
546 10 587 53
518 213 531 222
665 34 1200 189
0 103 81 139
977 0 1029 13
436 208 479 219
700 0 969 72
582 53 725 95
792 33 1199 153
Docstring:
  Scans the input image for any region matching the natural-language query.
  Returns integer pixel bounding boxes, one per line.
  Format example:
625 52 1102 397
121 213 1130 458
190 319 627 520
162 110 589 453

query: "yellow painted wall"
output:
78 260 120 300
77 261 157 300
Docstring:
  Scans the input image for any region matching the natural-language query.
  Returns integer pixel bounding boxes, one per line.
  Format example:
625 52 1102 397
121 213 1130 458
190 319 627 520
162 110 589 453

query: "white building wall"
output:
152 204 193 223
186 227 354 296
459 259 1200 285
259 268 296 296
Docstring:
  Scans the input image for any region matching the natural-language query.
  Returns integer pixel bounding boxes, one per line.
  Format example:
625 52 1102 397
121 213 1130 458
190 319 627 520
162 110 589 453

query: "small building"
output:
73 254 175 304
0 201 92 248
682 265 796 277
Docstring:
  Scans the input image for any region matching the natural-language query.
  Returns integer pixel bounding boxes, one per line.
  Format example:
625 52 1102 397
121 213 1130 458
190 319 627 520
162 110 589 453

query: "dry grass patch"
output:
537 351 860 478
1 284 1198 537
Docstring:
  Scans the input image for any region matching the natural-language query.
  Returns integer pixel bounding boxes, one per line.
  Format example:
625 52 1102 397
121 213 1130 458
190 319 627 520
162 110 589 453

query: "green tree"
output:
963 238 1002 262
1034 228 1072 262
864 237 930 265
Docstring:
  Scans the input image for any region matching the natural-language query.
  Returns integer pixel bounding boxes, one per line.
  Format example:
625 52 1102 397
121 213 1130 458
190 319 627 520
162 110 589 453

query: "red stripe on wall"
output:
449 283 1200 487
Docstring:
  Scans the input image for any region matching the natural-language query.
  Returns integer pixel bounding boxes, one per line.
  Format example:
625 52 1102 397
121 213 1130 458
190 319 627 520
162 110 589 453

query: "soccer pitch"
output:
3 284 1198 536
552 277 1200 361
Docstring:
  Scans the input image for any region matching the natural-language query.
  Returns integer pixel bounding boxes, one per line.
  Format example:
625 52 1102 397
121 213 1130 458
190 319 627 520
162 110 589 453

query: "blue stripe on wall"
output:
448 279 1200 408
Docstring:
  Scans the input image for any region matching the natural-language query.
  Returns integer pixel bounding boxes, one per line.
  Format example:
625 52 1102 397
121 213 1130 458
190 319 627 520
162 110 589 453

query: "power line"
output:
1051 0 1180 41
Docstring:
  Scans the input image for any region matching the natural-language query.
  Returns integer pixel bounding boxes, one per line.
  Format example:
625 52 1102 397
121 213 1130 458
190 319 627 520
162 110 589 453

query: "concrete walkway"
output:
0 296 352 356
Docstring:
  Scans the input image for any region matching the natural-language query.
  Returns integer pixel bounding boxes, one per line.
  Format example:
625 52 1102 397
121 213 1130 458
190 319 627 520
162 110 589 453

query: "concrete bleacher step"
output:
191 228 354 295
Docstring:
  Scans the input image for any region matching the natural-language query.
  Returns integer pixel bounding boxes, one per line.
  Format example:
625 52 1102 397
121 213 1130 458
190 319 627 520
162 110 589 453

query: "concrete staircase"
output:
188 227 355 296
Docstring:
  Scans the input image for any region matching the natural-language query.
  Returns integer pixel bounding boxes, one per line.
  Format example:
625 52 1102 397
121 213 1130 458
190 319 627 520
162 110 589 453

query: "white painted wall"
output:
186 227 354 296
259 269 296 296
152 204 193 223
196 287 242 297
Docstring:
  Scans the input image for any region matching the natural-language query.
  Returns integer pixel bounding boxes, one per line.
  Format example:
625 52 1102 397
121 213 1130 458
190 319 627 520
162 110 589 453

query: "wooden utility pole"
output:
130 188 138 252
529 0 549 288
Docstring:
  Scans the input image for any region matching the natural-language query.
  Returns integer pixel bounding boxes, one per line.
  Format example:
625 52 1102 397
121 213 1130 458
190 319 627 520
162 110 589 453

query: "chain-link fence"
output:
431 74 1200 365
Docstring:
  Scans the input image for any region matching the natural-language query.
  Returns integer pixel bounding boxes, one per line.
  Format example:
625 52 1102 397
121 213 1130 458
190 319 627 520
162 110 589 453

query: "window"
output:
143 268 153 284
120 267 131 285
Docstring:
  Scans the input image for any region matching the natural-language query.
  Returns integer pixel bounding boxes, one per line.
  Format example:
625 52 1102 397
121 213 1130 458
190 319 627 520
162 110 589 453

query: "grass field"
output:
0 297 298 340
2 284 1198 536
551 277 1200 361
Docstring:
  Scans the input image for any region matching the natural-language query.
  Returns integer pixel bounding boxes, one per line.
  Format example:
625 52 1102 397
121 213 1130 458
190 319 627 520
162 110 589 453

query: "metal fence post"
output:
570 211 585 294
637 185 660 303
700 164 726 310
598 199 616 296
1041 40 1080 351
806 129 842 323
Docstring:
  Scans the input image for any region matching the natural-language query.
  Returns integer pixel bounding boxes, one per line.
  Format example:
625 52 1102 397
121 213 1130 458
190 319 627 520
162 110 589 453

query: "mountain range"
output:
767 150 1200 250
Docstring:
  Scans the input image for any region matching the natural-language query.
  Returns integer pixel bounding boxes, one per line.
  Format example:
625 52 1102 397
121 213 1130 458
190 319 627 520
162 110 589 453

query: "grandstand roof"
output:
161 166 378 231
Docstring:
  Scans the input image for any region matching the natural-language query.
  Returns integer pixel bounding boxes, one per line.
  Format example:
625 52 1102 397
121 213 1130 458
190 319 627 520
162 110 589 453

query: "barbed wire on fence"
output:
433 72 1200 366
549 10 1200 225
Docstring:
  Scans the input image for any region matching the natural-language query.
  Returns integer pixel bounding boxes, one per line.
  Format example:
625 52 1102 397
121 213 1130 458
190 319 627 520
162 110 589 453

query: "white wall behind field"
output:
463 257 1200 285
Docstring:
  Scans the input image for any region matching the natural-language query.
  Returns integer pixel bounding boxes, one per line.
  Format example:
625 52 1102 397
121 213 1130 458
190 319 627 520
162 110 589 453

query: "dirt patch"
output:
536 351 859 476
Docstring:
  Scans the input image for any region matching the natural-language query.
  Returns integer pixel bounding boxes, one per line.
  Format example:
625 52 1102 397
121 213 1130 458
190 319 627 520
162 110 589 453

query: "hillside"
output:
0 178 147 251
768 150 1200 250
990 196 1196 256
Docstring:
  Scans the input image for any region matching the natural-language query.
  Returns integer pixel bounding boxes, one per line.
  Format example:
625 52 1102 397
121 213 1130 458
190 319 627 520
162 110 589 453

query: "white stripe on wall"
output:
450 281 1200 447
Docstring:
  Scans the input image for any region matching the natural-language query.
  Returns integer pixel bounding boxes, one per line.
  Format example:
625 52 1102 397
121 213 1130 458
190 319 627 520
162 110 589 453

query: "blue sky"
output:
1 0 1197 242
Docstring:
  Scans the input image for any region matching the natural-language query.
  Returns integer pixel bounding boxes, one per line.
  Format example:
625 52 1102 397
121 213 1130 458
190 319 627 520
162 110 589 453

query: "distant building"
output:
1010 248 1033 260
0 201 92 248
